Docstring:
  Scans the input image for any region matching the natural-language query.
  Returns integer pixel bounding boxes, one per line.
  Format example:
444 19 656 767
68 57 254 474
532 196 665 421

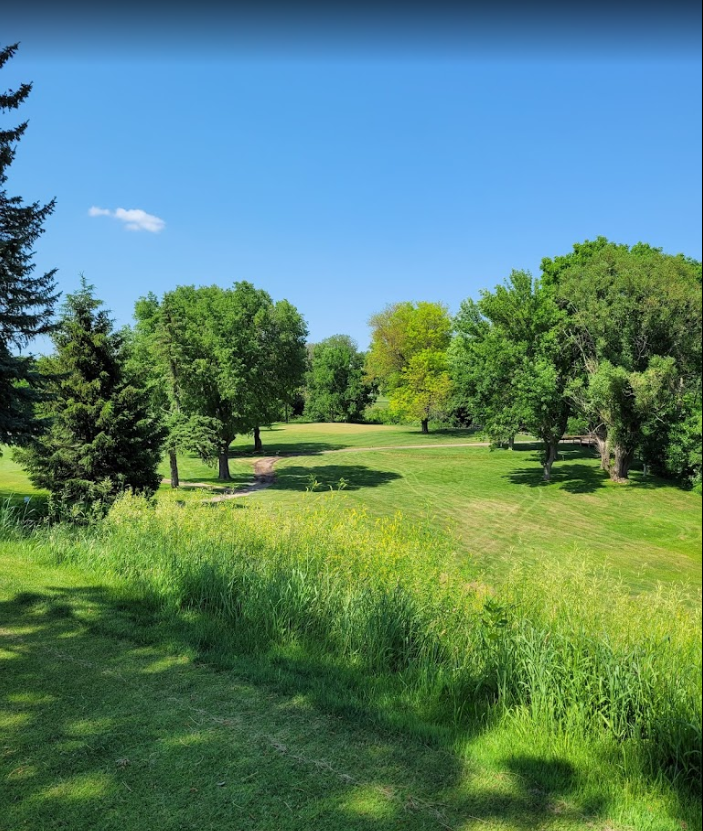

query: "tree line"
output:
2 42 701 515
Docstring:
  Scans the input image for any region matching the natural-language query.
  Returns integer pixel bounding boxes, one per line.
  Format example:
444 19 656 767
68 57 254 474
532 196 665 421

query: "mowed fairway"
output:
235 425 701 594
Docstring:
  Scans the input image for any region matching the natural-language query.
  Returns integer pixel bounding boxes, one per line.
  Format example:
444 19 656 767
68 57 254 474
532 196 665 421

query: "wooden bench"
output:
560 435 596 447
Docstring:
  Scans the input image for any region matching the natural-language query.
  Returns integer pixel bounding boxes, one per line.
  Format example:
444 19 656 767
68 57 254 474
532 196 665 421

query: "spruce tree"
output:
15 280 166 513
0 43 59 448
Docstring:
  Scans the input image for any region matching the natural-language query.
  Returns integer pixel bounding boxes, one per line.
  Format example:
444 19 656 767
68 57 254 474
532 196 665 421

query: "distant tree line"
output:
2 41 701 515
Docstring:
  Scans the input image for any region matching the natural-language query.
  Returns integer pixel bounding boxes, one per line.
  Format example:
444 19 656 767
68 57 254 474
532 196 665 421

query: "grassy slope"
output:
251 430 700 594
1 542 698 831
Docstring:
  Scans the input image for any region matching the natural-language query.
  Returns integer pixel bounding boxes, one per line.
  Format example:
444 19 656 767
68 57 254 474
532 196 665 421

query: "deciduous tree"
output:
451 271 573 480
304 335 375 422
553 243 702 482
366 302 452 433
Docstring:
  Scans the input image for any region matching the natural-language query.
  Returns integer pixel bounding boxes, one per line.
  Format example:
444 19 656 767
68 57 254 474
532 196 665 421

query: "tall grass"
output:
25 493 703 793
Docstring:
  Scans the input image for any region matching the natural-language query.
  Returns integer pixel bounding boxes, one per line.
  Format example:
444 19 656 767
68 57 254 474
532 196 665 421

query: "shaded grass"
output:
26 495 702 797
1 538 700 831
0 449 47 511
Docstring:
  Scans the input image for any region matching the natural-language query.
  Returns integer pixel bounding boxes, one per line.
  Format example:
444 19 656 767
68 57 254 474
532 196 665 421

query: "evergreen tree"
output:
0 43 59 448
14 280 165 513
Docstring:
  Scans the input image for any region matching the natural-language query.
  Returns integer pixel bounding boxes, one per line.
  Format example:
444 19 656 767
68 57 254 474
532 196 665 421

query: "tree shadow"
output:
0 491 48 519
506 460 610 494
0 587 598 831
506 452 679 494
271 464 402 492
2 581 698 830
229 441 349 458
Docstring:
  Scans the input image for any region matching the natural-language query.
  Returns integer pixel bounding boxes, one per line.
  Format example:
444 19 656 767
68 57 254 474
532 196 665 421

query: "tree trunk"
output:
421 418 429 434
218 446 231 481
542 439 558 481
610 445 634 483
593 428 610 471
508 434 515 450
168 448 179 489
253 425 263 453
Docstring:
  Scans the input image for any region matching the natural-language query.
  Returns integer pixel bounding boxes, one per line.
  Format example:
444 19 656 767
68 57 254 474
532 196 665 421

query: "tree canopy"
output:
366 302 453 433
450 270 573 479
140 282 307 480
304 335 375 422
552 242 702 481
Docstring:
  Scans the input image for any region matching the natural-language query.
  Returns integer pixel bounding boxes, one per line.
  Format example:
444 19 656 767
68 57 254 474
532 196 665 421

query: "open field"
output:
257 438 701 594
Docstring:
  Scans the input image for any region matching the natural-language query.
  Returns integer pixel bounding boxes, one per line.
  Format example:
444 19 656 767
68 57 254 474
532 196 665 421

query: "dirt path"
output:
199 442 490 502
206 457 278 502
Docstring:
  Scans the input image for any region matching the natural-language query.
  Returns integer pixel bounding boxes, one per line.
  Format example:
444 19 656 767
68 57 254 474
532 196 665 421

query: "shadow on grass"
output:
506 453 677 494
506 461 610 494
230 440 349 458
0 583 645 831
0 491 48 519
272 464 402 493
228 427 483 457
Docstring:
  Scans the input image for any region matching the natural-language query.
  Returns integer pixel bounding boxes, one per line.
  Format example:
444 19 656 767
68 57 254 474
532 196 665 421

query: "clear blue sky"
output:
3 5 701 351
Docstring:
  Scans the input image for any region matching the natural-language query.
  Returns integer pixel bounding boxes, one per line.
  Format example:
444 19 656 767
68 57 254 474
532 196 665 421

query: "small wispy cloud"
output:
88 206 165 233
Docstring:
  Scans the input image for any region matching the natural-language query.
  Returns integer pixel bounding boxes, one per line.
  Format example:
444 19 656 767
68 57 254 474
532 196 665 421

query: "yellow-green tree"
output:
366 302 452 433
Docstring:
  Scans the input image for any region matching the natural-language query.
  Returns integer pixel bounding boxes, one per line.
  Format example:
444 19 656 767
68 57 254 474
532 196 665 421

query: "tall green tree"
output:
157 285 241 480
366 302 452 433
228 283 308 452
128 293 219 488
450 270 573 480
155 282 307 476
304 335 375 422
14 280 165 512
553 243 702 481
0 43 59 449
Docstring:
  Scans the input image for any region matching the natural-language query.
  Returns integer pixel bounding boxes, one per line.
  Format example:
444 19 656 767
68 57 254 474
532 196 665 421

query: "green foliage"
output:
366 302 453 431
304 335 376 422
555 241 702 481
0 43 59 449
451 270 572 478
151 282 307 472
13 280 165 515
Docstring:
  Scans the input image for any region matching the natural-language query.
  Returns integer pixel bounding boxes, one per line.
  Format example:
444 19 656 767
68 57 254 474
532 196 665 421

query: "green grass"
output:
228 422 486 455
251 434 700 594
1 423 701 828
1 532 700 831
0 449 46 508
4 425 701 593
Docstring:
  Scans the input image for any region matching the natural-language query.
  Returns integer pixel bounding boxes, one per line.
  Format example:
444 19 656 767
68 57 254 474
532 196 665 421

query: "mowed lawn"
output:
242 425 701 594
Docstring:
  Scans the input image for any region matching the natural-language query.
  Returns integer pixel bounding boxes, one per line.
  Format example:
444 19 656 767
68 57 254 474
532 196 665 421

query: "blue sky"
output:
3 7 701 351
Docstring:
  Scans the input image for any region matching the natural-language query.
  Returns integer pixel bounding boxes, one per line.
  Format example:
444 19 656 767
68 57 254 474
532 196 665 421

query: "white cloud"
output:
88 205 165 233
